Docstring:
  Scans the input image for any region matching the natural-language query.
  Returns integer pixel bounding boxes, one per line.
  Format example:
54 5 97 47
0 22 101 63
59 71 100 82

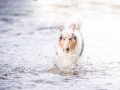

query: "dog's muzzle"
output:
65 47 70 53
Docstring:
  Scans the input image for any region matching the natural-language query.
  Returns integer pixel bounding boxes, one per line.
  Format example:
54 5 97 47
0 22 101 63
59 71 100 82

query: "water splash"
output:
51 54 80 75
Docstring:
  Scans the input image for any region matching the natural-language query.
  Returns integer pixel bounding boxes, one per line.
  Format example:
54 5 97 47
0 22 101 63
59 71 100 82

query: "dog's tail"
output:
65 12 83 31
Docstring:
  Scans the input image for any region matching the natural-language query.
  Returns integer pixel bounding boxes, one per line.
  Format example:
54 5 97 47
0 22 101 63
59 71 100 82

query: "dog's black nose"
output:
66 47 69 51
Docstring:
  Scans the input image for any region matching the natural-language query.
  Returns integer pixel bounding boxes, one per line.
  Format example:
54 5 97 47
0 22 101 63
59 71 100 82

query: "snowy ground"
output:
0 0 120 90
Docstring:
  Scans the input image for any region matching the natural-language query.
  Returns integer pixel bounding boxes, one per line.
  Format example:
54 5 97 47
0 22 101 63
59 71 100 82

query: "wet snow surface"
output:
0 0 120 90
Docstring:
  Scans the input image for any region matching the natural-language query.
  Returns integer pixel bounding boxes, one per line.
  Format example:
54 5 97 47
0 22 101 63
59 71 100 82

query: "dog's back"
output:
65 12 83 30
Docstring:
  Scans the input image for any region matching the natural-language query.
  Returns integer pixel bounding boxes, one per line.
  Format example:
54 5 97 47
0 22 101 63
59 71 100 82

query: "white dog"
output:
56 12 84 57
54 13 84 74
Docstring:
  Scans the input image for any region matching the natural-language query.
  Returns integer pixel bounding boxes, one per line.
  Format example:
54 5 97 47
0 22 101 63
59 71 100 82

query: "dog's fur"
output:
56 12 84 57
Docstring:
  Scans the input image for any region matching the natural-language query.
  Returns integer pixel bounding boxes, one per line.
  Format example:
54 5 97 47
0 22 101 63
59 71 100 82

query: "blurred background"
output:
0 0 120 90
0 0 120 28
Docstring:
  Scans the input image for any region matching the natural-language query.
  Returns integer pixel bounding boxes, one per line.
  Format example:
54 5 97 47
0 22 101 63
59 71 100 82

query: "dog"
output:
56 12 84 57
54 13 84 74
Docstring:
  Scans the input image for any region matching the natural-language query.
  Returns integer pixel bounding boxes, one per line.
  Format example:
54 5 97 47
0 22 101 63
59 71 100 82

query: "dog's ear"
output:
69 24 75 31
72 33 76 40
70 24 79 31
58 27 63 32
58 27 63 40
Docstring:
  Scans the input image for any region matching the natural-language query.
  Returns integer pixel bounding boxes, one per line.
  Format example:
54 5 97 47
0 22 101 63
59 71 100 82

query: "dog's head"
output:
58 25 78 54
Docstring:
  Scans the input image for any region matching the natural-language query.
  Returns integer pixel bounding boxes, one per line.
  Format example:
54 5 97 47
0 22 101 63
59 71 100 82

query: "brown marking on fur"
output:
59 35 77 53
69 38 77 50
60 37 66 51
60 40 64 51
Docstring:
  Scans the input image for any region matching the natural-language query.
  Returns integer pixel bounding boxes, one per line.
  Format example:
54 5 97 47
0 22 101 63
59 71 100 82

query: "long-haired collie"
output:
56 12 84 57
53 13 84 74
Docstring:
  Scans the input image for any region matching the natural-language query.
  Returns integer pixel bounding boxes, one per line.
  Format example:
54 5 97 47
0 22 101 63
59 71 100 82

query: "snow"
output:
0 0 120 90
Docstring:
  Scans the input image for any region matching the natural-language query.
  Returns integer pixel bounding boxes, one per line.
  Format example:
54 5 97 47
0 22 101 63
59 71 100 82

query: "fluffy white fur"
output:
65 12 83 30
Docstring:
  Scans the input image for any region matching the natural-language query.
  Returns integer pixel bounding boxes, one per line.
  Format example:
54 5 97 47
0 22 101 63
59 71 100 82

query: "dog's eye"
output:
74 36 76 40
69 38 72 40
59 35 62 40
